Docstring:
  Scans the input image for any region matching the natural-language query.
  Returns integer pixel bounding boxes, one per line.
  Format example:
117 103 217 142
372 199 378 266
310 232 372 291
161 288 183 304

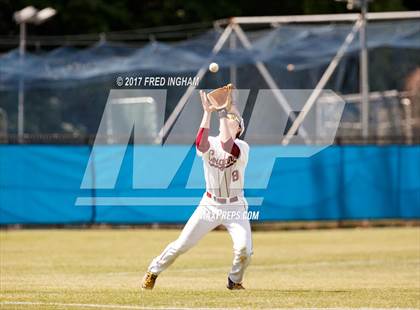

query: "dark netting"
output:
0 20 419 138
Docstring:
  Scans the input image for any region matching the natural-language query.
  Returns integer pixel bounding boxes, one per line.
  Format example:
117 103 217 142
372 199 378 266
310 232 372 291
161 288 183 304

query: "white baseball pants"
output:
147 193 253 284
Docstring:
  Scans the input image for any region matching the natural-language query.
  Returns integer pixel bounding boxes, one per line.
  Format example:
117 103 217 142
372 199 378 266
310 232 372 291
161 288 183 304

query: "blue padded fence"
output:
0 145 419 224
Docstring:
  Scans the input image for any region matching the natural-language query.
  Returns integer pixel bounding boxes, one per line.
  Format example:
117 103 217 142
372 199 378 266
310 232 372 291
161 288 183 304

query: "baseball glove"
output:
206 83 234 111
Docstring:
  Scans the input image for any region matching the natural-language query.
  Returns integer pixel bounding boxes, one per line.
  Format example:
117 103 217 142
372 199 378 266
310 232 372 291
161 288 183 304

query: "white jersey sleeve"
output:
196 136 216 157
196 135 215 157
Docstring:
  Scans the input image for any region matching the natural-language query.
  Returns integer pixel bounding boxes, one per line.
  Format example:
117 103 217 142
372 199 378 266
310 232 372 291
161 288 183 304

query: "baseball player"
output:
142 86 252 290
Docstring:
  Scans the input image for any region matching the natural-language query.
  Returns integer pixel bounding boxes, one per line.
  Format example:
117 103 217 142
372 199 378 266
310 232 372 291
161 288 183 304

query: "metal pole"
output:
402 98 413 144
216 11 420 26
18 22 26 140
360 0 369 138
282 19 362 145
233 23 311 142
156 25 233 142
229 32 237 86
0 108 7 136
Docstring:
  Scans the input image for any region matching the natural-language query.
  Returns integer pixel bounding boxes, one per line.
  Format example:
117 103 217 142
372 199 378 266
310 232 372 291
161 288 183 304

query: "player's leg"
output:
146 199 220 276
223 204 253 289
142 202 219 289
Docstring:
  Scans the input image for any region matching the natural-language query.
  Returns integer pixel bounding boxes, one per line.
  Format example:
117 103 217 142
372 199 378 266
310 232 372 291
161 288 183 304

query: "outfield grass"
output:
0 227 419 309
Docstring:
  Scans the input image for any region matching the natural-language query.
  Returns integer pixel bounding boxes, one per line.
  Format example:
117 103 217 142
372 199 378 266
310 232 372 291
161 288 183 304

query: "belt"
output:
206 191 238 204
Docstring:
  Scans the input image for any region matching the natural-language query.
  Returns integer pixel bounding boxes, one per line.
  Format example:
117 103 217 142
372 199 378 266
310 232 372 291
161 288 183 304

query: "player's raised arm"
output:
218 109 231 143
218 108 240 158
195 90 212 153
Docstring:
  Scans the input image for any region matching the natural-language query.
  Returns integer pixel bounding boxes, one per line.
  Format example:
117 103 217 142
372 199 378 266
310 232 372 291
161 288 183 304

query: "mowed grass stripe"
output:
1 227 419 308
1 301 418 310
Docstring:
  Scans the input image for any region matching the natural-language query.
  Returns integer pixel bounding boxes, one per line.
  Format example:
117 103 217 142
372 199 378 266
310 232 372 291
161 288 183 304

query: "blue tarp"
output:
0 20 419 134
1 21 419 84
1 145 419 224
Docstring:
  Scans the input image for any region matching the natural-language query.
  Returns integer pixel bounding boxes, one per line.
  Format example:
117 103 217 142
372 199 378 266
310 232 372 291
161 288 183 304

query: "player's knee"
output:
237 246 252 256
234 246 252 262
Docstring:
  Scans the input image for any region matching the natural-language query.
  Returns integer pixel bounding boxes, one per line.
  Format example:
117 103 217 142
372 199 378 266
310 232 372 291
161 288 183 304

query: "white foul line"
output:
0 302 416 310
0 301 237 310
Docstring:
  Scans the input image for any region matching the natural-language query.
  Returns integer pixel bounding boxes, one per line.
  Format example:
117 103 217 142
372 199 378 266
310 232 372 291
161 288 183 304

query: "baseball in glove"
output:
206 83 234 111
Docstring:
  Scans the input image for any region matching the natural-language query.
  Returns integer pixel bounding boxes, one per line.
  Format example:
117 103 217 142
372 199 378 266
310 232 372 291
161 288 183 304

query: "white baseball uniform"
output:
147 131 253 284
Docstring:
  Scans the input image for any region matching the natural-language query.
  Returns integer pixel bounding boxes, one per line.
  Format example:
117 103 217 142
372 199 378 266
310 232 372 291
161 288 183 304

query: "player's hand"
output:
200 90 214 113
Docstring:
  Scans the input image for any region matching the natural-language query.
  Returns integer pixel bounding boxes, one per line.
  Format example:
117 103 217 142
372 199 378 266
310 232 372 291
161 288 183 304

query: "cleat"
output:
141 272 158 290
227 277 245 290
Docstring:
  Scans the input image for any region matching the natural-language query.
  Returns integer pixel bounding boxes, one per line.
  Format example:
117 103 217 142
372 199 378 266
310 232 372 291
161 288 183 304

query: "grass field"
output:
1 227 419 309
